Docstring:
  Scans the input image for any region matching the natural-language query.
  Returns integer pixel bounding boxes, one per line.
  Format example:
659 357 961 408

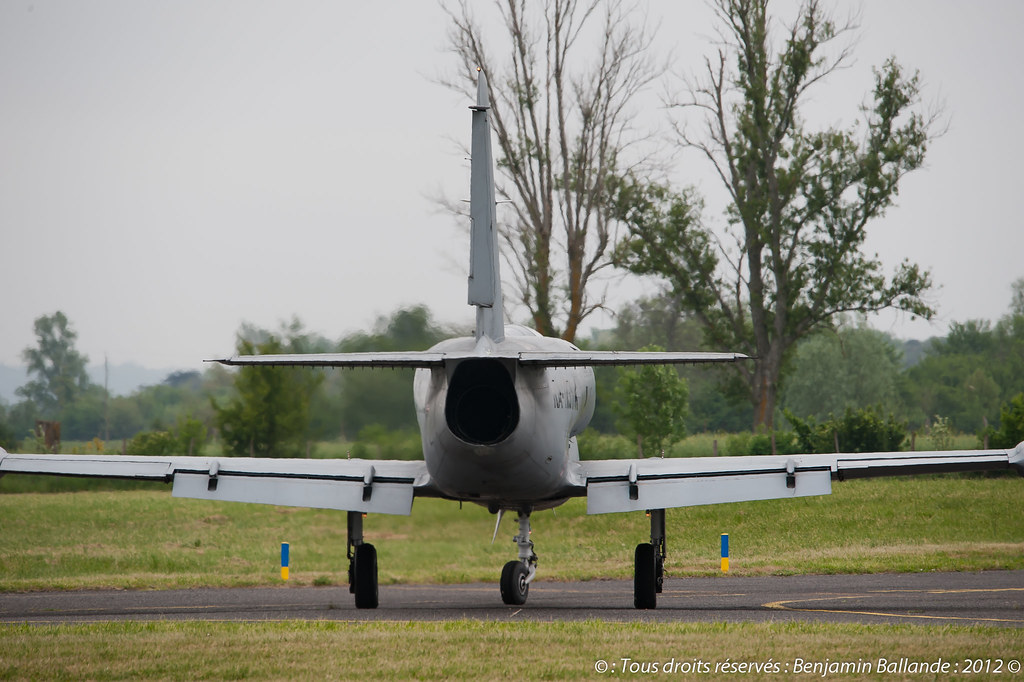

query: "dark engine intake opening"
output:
445 358 519 445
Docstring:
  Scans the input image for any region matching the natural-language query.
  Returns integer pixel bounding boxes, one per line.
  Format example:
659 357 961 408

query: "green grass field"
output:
2 620 1021 680
2 474 1022 679
2 474 1021 590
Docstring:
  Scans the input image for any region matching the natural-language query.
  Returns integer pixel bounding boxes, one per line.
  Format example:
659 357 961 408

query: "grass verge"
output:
1 620 1021 681
1 474 1021 591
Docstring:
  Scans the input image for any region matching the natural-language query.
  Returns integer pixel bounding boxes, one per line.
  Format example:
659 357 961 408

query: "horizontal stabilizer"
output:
210 352 446 368
517 351 748 366
210 350 747 369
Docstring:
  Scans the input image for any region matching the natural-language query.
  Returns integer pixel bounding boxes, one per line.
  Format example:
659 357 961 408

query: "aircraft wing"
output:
577 443 1024 514
212 350 747 368
0 450 438 516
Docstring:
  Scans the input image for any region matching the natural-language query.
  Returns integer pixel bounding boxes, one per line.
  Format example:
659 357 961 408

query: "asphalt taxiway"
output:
3 571 1022 626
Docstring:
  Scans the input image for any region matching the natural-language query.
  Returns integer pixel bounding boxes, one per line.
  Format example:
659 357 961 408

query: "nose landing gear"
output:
499 509 537 605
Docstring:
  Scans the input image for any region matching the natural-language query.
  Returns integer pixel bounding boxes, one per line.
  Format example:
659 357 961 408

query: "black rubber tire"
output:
353 543 379 609
634 543 657 609
500 560 529 605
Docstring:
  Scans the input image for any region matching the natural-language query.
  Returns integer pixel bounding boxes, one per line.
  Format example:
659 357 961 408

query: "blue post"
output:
720 534 729 573
281 542 290 580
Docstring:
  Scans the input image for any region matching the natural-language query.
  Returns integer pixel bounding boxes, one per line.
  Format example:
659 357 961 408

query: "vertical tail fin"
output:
467 70 505 342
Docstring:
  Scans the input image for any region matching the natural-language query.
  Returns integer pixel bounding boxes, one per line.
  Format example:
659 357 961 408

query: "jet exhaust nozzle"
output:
444 359 519 445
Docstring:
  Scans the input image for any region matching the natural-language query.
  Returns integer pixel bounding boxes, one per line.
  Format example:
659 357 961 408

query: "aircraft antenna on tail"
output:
467 69 505 342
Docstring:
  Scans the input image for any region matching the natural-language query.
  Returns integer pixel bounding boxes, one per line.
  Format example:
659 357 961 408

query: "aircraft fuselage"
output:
413 326 595 509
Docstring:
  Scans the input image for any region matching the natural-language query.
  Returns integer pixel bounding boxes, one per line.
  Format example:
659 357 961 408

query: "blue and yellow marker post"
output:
720 534 729 573
281 542 290 581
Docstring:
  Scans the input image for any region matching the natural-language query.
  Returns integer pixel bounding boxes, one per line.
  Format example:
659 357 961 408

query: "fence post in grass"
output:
281 542 290 581
720 534 729 573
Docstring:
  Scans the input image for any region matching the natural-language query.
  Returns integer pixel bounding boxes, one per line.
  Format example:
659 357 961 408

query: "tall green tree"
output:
611 293 700 353
0 402 16 450
781 324 902 421
17 311 93 417
990 393 1024 449
442 0 663 341
900 315 1024 433
608 293 751 433
615 0 936 428
327 307 452 439
1010 277 1024 317
213 321 323 458
614 345 689 457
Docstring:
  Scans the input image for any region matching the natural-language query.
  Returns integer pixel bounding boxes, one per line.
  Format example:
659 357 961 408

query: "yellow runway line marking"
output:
764 589 1024 624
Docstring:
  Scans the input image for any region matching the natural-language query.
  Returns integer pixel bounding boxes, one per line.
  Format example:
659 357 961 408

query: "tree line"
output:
2 295 1022 457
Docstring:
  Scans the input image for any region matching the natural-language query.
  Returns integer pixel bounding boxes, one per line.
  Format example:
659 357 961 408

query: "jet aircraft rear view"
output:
2 72 1022 610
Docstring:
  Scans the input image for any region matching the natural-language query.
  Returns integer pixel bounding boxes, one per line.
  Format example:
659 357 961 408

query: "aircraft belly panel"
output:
424 406 573 502
425 430 570 502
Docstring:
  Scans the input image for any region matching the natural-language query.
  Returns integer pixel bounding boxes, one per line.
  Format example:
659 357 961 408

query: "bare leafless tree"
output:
440 0 664 341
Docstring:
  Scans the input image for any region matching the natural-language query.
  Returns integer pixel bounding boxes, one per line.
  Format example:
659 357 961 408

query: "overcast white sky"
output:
2 1 1022 370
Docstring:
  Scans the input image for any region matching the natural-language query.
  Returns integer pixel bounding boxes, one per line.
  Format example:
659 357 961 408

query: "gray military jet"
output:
3 74 1022 609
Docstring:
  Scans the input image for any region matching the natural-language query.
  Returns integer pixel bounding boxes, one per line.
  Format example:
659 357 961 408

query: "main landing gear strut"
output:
634 509 666 609
493 507 667 609
499 509 537 605
350 506 666 610
348 511 378 609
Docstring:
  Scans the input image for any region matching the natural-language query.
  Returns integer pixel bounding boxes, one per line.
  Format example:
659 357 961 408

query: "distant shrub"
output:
927 415 955 451
580 430 736 459
725 429 801 456
578 430 635 459
785 406 907 454
128 430 178 456
990 393 1024 449
128 416 207 456
350 425 422 460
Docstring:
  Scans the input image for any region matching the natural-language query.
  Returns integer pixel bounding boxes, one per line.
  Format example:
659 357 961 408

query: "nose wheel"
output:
500 560 530 604
499 509 537 605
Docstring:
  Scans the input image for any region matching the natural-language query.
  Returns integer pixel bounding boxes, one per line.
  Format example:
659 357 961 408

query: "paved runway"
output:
3 571 1022 626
